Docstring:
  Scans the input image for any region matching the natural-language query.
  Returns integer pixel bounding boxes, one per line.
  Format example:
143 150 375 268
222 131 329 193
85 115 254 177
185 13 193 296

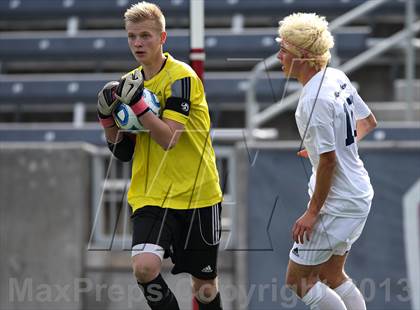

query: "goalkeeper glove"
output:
97 81 120 128
115 70 150 117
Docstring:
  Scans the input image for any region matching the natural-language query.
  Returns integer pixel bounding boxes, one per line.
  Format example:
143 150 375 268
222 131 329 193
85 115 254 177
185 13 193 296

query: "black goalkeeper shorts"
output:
131 203 222 280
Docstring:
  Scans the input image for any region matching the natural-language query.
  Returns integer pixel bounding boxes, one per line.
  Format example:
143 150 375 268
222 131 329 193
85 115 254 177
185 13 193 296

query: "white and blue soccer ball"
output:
113 88 161 131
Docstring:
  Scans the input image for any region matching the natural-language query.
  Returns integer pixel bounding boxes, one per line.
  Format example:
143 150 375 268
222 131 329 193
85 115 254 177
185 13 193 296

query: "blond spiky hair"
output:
124 1 165 32
278 13 334 69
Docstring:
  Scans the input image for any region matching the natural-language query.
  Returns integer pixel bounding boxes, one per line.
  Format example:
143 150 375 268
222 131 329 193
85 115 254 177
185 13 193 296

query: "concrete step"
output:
369 101 420 122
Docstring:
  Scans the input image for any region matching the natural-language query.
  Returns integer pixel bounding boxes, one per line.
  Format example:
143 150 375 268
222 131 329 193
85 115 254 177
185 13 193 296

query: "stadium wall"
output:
234 141 420 310
0 143 93 310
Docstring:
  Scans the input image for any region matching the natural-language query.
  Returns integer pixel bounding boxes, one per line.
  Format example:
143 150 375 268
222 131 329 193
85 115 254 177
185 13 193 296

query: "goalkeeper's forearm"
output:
107 135 135 162
104 126 123 144
105 128 135 162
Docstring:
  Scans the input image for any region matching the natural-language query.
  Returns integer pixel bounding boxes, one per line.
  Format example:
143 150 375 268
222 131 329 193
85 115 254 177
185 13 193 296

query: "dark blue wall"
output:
245 147 420 310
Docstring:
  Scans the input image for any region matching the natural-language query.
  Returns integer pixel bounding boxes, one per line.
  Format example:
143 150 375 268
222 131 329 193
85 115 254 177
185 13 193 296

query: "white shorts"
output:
289 213 367 266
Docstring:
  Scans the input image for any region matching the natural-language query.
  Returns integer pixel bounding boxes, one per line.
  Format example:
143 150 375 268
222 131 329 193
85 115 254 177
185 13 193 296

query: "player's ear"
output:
160 31 167 44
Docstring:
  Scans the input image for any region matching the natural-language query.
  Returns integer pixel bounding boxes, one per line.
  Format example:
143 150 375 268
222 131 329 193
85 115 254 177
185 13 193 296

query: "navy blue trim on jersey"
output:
181 77 191 100
165 77 191 116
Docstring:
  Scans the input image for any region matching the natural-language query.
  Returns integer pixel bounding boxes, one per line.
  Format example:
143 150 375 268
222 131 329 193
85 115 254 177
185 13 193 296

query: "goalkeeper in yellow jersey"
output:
96 2 223 310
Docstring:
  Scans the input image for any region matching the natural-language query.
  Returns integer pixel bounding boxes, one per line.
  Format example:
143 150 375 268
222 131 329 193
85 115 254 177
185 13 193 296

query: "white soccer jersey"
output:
295 68 374 217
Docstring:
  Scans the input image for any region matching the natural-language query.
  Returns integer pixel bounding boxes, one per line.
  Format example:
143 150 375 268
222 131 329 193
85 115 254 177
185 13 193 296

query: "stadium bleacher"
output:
0 0 414 23
0 0 417 128
1 122 418 146
0 28 369 72
0 72 297 107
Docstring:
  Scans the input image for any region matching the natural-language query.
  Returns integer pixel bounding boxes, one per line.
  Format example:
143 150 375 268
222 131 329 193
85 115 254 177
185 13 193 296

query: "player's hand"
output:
297 149 309 158
116 70 150 117
292 210 318 244
115 70 144 106
97 81 120 117
97 81 120 128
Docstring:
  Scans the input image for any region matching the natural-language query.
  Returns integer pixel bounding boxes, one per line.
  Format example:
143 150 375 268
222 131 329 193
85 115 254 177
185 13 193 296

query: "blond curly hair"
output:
278 13 334 70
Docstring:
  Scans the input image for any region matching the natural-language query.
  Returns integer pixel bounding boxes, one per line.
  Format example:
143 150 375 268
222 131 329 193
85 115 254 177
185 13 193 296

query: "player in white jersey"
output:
276 13 377 310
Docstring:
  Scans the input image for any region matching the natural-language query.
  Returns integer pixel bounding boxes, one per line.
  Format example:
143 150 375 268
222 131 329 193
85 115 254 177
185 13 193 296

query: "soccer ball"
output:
113 88 161 131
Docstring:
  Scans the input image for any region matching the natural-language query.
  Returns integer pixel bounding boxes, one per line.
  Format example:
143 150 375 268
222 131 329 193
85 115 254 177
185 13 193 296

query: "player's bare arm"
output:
356 113 377 142
309 150 336 213
293 150 336 243
292 209 318 244
139 114 184 150
103 126 123 144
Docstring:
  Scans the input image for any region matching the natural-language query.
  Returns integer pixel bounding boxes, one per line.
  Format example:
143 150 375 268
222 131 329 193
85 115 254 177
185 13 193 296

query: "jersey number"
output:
343 97 357 146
